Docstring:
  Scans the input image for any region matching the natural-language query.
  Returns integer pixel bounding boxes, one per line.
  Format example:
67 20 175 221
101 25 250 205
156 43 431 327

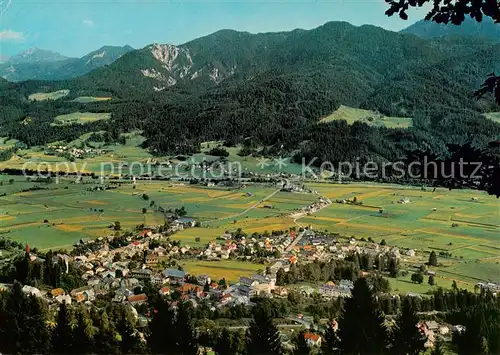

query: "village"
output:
10 205 495 351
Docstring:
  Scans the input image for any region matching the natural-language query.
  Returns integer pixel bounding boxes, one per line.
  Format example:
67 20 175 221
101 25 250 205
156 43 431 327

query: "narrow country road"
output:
203 188 281 225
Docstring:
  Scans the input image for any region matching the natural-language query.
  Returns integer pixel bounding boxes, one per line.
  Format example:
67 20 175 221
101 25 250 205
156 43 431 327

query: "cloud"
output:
0 29 25 41
83 19 94 27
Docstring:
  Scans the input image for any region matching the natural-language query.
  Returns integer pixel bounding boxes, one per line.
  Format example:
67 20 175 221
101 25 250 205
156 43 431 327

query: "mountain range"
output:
0 45 134 81
1 20 499 170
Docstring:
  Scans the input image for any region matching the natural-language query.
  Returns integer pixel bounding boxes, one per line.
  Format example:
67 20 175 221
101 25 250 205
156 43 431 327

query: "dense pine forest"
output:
1 275 499 355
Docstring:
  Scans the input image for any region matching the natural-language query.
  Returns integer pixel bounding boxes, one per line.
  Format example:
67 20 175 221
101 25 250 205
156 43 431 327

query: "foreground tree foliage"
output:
246 302 283 355
1 278 500 354
336 278 389 354
390 299 426 355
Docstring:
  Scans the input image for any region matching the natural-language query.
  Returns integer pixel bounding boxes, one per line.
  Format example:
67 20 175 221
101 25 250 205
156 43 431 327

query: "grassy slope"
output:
484 112 500 123
319 105 412 128
52 112 111 126
28 90 70 101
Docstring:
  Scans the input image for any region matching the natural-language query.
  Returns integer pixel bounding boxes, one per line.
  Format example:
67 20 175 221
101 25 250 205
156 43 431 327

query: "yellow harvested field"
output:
339 222 403 233
86 200 109 206
54 224 83 232
304 216 346 223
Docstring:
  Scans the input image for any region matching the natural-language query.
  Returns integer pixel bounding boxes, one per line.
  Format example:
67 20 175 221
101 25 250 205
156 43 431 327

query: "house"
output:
238 285 256 297
113 287 134 302
304 333 322 347
239 277 259 287
272 287 288 297
146 254 159 265
163 268 186 284
74 293 86 303
150 274 165 285
221 293 232 304
83 289 95 302
50 288 65 298
159 287 170 296
439 325 450 335
121 278 140 288
101 270 116 279
425 321 439 331
79 238 93 245
127 294 148 305
173 218 196 228
406 249 416 257
318 284 352 298
197 275 211 286
22 285 42 298
70 286 92 298
251 283 272 295
130 269 152 280
55 294 72 305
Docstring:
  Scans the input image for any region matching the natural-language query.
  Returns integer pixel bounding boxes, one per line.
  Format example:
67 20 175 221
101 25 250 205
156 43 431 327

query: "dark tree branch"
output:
385 0 500 24
474 73 500 104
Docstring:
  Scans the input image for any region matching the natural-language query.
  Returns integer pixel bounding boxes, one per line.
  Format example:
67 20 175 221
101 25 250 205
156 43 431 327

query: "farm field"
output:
52 112 111 126
300 182 499 286
0 177 307 250
178 260 265 282
319 105 412 128
0 177 498 286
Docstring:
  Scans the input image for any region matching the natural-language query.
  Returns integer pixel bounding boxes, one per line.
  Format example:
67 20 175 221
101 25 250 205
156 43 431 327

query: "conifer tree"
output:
0 282 50 354
431 340 445 355
148 300 177 354
25 295 51 354
321 319 339 355
116 306 142 354
95 311 120 355
428 251 438 266
391 299 426 355
246 303 283 355
337 278 388 354
52 301 74 354
73 306 95 354
214 328 235 355
293 329 312 355
175 301 198 355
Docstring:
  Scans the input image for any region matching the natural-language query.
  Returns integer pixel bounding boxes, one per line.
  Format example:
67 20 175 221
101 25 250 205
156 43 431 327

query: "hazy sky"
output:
0 0 430 58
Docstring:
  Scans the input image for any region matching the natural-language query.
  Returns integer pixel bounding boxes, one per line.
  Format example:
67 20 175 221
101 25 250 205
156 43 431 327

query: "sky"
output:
0 0 431 59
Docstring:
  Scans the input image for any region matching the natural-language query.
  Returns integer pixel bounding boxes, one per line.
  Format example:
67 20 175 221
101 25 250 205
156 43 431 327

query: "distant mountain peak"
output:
1 44 134 81
402 16 500 42
7 48 71 65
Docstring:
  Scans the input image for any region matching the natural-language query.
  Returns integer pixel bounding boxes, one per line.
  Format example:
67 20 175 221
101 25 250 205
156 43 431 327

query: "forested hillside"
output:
1 21 499 182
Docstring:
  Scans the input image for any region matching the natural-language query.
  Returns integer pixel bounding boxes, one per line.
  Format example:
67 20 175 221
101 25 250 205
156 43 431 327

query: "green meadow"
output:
319 105 412 128
28 90 70 102
485 112 500 123
52 112 111 126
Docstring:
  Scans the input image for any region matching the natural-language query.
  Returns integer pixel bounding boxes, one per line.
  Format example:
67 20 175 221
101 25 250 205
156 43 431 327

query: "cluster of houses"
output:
417 320 462 348
46 145 108 159
476 282 500 295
